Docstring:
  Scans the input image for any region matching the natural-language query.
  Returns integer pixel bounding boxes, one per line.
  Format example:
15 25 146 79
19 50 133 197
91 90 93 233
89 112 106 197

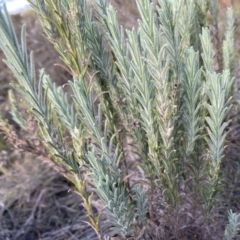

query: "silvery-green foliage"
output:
181 47 202 159
0 0 237 238
200 27 234 213
210 0 219 24
200 28 215 73
0 4 78 174
223 8 235 79
8 89 27 130
133 185 148 225
225 210 240 240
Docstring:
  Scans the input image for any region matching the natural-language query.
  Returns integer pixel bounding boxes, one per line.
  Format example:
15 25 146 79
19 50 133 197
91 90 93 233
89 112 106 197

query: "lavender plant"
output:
225 210 240 240
0 0 237 239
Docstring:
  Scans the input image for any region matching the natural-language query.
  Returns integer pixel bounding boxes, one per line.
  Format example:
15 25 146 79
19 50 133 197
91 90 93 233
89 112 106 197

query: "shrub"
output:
0 0 239 239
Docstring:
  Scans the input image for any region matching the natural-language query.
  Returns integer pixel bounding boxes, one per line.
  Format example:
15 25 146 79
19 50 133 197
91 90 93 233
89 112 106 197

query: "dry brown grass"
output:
0 154 99 240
